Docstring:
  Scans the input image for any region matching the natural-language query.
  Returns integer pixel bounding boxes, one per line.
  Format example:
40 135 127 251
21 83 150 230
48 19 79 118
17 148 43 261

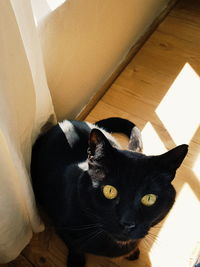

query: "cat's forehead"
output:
117 149 149 161
111 150 160 184
115 149 150 169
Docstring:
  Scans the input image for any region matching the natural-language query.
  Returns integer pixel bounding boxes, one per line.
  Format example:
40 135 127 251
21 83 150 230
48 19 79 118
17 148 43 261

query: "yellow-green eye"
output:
103 185 118 199
141 194 157 206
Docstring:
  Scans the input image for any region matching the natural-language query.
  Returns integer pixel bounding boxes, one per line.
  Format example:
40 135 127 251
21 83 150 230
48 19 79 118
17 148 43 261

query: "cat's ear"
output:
157 144 188 172
88 129 113 161
87 129 113 184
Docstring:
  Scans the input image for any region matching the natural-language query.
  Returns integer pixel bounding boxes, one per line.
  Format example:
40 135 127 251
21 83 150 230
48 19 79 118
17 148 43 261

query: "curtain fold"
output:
0 0 55 263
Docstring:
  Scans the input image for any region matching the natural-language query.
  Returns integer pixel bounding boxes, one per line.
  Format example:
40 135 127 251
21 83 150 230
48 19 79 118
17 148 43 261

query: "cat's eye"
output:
103 185 118 199
141 194 157 206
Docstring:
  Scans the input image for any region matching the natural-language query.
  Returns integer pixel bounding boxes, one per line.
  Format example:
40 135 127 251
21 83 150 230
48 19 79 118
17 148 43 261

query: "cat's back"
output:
31 120 92 216
31 120 91 179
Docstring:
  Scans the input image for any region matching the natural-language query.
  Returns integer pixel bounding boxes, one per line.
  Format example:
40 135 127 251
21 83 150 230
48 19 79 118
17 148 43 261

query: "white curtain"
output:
0 0 55 263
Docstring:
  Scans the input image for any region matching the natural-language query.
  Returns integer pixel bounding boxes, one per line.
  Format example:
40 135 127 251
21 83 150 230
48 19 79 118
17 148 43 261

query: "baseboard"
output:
76 0 179 121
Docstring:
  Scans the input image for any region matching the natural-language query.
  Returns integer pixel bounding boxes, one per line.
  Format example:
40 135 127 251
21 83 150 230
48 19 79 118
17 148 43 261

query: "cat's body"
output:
31 118 188 267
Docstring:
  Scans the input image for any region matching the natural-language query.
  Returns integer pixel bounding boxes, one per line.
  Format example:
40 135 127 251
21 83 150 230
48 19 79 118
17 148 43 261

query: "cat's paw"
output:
125 248 140 261
67 250 85 267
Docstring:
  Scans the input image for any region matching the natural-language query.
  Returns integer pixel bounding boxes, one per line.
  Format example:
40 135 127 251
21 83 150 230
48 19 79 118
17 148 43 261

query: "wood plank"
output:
21 229 67 267
0 255 33 267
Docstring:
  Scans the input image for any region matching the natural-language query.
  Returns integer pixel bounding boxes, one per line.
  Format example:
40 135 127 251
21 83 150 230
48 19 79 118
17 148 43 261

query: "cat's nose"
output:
125 223 136 231
120 221 136 232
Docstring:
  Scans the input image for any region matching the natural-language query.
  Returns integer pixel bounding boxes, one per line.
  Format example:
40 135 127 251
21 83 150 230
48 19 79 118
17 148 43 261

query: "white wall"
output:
32 0 170 120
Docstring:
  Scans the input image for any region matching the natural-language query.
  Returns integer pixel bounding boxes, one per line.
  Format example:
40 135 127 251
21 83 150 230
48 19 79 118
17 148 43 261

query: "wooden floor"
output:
2 0 200 266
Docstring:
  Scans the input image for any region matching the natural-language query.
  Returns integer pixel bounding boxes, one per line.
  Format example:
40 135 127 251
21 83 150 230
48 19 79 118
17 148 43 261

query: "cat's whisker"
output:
145 232 160 246
148 231 159 239
145 236 156 246
78 229 104 249
85 230 104 244
140 233 158 251
141 238 151 251
55 223 102 231
152 224 162 229
84 209 101 221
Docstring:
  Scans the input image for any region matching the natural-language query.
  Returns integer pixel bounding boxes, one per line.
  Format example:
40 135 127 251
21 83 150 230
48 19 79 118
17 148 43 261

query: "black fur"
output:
31 117 188 267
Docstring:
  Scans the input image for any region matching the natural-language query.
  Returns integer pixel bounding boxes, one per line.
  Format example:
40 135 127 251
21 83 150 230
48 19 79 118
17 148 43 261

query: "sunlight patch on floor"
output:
141 122 167 155
150 183 200 267
155 63 200 145
193 154 200 181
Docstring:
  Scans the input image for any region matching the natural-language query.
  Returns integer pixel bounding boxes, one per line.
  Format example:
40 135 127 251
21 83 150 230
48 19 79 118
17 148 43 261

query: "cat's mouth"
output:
111 229 147 242
113 233 132 242
115 239 134 246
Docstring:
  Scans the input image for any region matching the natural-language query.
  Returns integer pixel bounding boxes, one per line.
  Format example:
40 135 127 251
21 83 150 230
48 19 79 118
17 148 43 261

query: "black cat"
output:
31 117 188 267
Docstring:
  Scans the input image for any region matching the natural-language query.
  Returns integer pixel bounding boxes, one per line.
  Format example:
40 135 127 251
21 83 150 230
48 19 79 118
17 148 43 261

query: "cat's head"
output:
80 129 188 242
